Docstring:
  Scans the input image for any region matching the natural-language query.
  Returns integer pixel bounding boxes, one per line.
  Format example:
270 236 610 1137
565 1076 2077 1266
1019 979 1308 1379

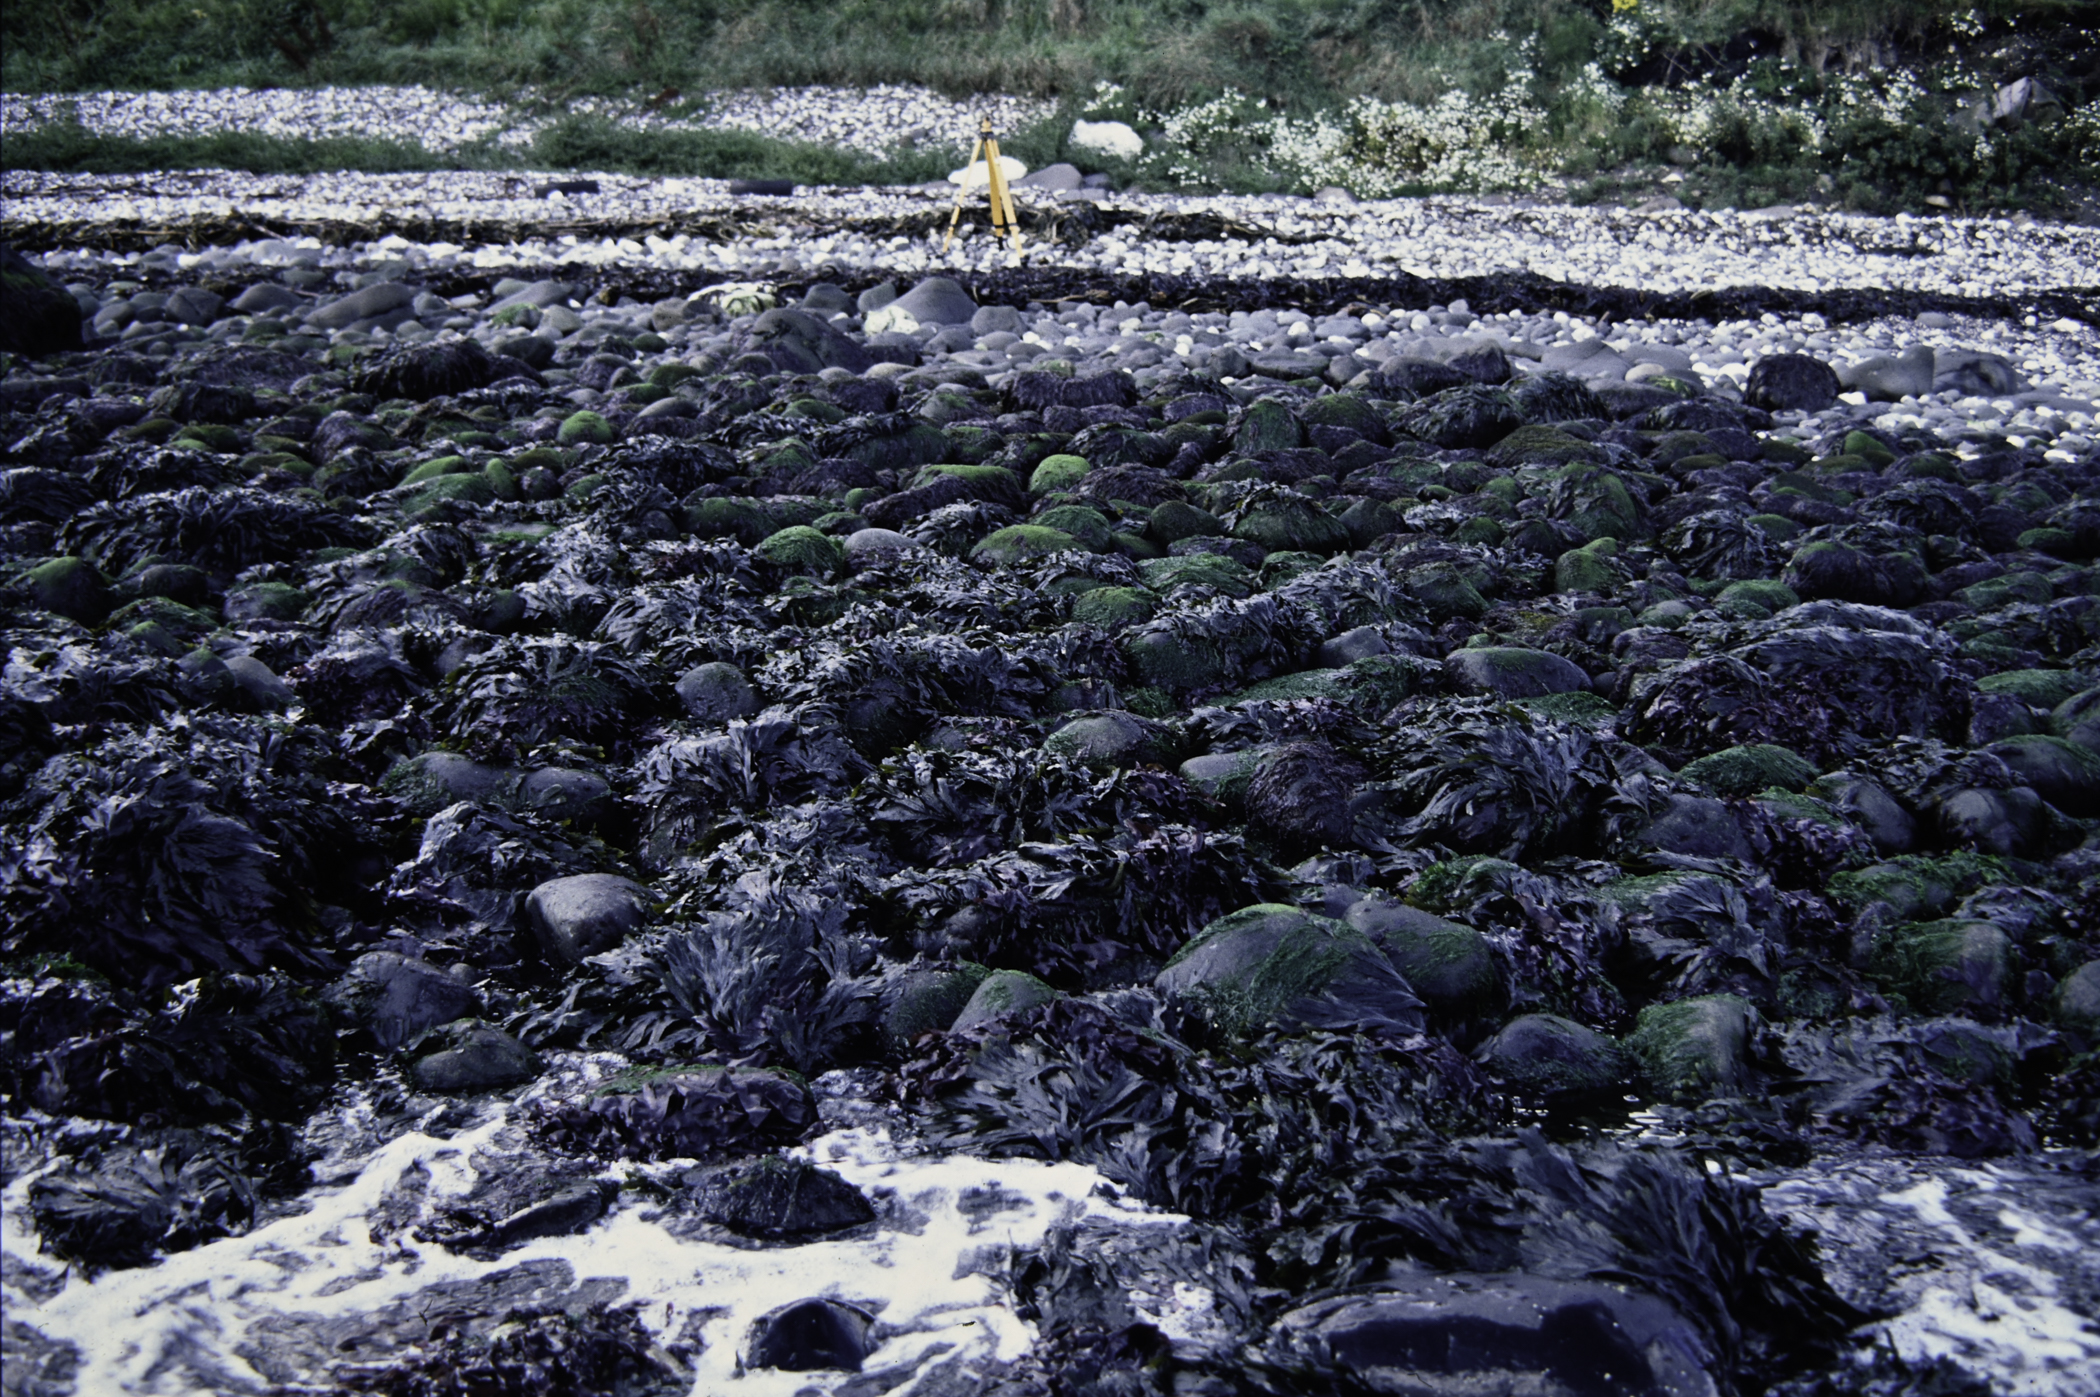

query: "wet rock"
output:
684 1156 875 1239
409 1020 543 1093
890 275 978 326
1676 743 1816 797
307 280 414 330
1633 794 1755 862
881 962 993 1048
1627 994 1755 1100
744 1297 877 1373
1395 383 1522 449
1474 1013 1625 1100
1745 354 1840 411
1343 896 1507 1021
332 950 483 1050
1444 645 1590 699
1 246 84 356
674 660 761 723
28 1135 256 1272
1936 784 2047 856
1265 1272 1716 1397
382 751 521 817
2056 961 2100 1048
748 306 874 374
519 767 615 826
951 968 1063 1030
1811 773 1917 854
525 873 651 962
417 1169 614 1253
1986 735 2100 816
1157 903 1425 1036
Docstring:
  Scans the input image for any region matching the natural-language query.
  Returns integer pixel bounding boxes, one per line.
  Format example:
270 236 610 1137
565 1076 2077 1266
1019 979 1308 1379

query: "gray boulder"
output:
2056 960 2100 1048
1633 794 1755 862
232 282 305 314
409 1020 542 1093
674 661 759 723
1014 162 1083 191
223 655 292 710
1838 346 1935 401
308 281 416 330
747 307 874 374
890 276 978 326
335 951 483 1050
525 873 650 962
1475 1013 1625 1099
488 279 572 312
1344 896 1507 1021
950 968 1062 1031
518 767 615 826
164 286 225 326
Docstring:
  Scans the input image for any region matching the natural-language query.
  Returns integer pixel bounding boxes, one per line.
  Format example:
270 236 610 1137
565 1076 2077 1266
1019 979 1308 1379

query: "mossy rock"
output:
882 963 994 1049
1234 399 1303 453
1230 494 1351 556
1147 499 1226 546
647 362 702 388
1139 552 1256 598
1071 585 1157 629
172 423 242 454
1043 710 1183 768
1029 453 1091 494
400 454 469 486
1676 743 1817 797
1715 579 1800 618
511 445 567 472
972 524 1081 565
951 969 1062 1031
223 580 309 623
1157 904 1423 1036
400 471 494 515
381 750 521 818
1404 856 1524 915
755 524 845 575
1032 504 1115 552
557 410 615 445
1871 919 2011 1016
1179 747 1266 807
1842 430 1897 467
1827 854 2008 923
1626 995 1755 1100
1748 513 1801 542
1554 544 1624 596
26 556 111 625
1122 630 1230 695
564 472 608 501
483 460 520 501
1258 550 1324 588
1977 668 2087 710
1225 653 1426 714
687 496 775 545
1343 897 1506 1021
1514 690 1617 728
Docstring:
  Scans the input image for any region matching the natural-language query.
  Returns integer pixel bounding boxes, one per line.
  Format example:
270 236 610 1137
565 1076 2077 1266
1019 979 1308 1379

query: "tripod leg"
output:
944 135 985 251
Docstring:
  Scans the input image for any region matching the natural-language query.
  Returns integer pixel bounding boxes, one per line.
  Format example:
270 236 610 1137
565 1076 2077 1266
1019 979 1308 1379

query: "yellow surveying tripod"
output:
944 115 1023 253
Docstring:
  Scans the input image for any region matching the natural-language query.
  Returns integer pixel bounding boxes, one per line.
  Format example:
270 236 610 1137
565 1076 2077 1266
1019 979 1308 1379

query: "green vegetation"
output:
4 1 2094 212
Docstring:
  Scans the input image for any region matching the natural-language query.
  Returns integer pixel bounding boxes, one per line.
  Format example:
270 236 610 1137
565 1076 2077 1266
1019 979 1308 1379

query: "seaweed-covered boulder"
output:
382 751 521 818
1676 743 1817 797
25 555 110 624
1985 734 2100 816
28 1135 255 1272
1474 1014 1624 1100
1156 904 1424 1036
682 1157 874 1239
1745 355 1840 412
1246 741 1365 848
1230 491 1352 555
1395 384 1522 449
746 307 874 375
1444 646 1590 699
352 337 505 400
1626 994 1755 1100
534 1065 818 1161
1265 1273 1716 1397
881 962 994 1048
330 950 483 1051
1 245 83 355
525 873 650 963
675 661 760 723
1343 897 1507 1022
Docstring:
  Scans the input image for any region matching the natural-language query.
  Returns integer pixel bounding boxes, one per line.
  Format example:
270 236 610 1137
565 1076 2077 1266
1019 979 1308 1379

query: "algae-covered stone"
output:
756 524 845 575
1043 710 1182 768
1179 747 1267 807
1626 994 1754 1100
1139 551 1256 597
675 661 759 722
882 963 993 1049
1032 504 1114 552
557 409 615 445
400 455 469 486
1029 454 1090 494
1554 544 1624 596
688 496 774 544
381 751 521 817
401 471 494 516
27 556 111 624
1146 499 1226 546
1226 653 1426 714
1070 585 1157 629
1677 744 1817 797
1156 903 1424 1036
1985 734 2100 816
1443 646 1589 699
223 580 308 623
1474 1013 1623 1100
1975 668 2086 711
1344 896 1507 1021
1715 579 1800 618
972 524 1080 565
1872 919 2011 1016
951 969 1061 1030
409 1019 543 1093
1234 399 1303 453
1230 493 1351 556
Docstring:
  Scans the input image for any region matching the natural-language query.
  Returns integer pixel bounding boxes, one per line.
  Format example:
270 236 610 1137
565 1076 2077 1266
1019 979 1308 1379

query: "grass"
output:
3 1 2095 213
